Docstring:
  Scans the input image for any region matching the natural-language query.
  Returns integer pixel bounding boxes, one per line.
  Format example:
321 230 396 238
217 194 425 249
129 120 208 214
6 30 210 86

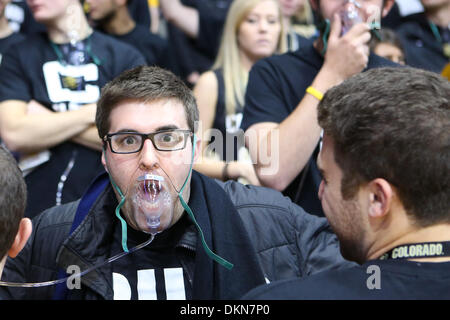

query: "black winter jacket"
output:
0 173 354 299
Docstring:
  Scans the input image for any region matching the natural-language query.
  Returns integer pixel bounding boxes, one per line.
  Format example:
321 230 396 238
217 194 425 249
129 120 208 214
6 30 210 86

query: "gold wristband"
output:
148 0 159 7
306 86 324 101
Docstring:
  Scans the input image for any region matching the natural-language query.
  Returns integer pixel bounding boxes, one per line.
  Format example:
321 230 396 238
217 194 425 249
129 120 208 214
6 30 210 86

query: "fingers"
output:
344 23 371 43
328 13 342 42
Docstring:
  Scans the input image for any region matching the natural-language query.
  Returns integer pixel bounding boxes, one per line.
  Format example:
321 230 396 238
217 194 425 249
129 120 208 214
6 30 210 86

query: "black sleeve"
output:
0 43 31 103
195 0 231 59
241 59 292 132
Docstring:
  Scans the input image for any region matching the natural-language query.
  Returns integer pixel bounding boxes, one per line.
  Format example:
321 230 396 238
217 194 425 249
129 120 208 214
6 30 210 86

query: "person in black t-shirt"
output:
0 0 146 218
241 0 397 217
86 0 169 68
243 67 450 300
396 0 449 74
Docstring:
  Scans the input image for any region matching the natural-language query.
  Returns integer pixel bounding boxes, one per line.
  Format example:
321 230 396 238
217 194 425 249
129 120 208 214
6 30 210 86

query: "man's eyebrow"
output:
115 128 139 133
114 125 179 133
155 125 179 131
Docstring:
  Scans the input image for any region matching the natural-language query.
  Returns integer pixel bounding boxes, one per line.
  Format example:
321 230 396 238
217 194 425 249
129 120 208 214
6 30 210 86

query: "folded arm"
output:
0 100 97 153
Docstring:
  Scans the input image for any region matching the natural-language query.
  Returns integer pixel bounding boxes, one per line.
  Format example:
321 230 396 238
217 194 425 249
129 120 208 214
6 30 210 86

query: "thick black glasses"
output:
104 129 192 154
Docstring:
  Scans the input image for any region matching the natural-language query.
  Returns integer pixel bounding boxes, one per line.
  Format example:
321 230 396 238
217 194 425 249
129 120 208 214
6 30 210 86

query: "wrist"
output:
315 64 346 90
223 161 240 181
222 162 230 181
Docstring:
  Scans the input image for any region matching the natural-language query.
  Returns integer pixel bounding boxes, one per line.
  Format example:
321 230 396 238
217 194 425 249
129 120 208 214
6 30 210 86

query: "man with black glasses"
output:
0 66 353 300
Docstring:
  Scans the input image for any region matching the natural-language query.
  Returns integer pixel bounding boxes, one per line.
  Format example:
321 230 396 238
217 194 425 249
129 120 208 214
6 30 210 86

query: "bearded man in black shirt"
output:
244 67 450 300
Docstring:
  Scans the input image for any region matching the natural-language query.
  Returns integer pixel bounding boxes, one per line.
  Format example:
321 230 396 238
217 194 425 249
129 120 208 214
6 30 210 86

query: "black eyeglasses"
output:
104 129 193 154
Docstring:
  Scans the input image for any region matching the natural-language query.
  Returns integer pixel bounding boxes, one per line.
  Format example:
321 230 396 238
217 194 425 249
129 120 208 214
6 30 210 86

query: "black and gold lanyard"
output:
428 21 450 59
378 241 450 260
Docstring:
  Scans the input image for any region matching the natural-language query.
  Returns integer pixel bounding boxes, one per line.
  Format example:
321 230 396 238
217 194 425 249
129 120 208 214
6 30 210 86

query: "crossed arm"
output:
0 99 102 154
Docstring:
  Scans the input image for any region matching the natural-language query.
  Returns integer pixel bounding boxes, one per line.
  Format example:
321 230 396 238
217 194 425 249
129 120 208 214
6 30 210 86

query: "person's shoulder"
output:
396 12 426 29
91 30 143 53
217 180 302 217
368 53 403 68
250 42 319 79
396 13 427 36
6 32 47 52
5 32 26 45
32 200 80 232
195 70 218 91
133 25 167 44
243 264 367 300
252 49 306 70
91 30 146 68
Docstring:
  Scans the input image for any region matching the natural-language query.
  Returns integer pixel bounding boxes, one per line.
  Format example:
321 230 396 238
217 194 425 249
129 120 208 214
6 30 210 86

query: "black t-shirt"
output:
112 25 169 68
243 259 450 299
397 13 449 73
241 44 398 217
0 31 146 218
110 214 194 300
0 32 25 64
210 69 244 162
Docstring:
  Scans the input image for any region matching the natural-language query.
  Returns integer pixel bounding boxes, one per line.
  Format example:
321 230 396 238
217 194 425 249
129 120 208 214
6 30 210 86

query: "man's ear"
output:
8 218 32 258
381 0 395 18
368 178 393 218
101 149 109 173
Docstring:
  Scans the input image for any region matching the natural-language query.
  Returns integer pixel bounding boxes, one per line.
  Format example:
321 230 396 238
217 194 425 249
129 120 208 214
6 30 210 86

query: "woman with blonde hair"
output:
193 0 287 185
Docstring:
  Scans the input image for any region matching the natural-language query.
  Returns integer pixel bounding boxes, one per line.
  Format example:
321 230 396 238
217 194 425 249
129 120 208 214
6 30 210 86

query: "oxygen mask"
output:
131 173 172 234
339 0 363 36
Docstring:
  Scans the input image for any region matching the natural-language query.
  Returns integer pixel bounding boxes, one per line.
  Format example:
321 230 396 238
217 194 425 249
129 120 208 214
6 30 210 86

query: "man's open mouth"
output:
137 174 165 204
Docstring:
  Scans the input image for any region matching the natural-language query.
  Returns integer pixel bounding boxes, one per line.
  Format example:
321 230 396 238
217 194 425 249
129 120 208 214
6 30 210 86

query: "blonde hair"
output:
213 0 287 116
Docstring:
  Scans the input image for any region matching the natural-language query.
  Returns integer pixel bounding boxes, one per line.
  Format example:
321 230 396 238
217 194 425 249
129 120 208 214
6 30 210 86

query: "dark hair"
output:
318 67 450 227
369 28 405 53
0 146 27 258
96 66 199 141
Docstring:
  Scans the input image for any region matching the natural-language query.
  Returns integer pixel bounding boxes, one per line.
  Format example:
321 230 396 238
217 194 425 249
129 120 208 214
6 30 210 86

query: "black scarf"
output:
188 171 266 299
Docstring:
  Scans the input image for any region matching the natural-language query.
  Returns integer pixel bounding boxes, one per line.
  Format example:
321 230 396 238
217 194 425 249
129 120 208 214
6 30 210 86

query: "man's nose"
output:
139 138 159 170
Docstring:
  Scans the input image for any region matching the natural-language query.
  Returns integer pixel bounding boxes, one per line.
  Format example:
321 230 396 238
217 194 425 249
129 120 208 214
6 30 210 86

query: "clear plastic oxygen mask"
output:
133 173 172 234
339 0 363 35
